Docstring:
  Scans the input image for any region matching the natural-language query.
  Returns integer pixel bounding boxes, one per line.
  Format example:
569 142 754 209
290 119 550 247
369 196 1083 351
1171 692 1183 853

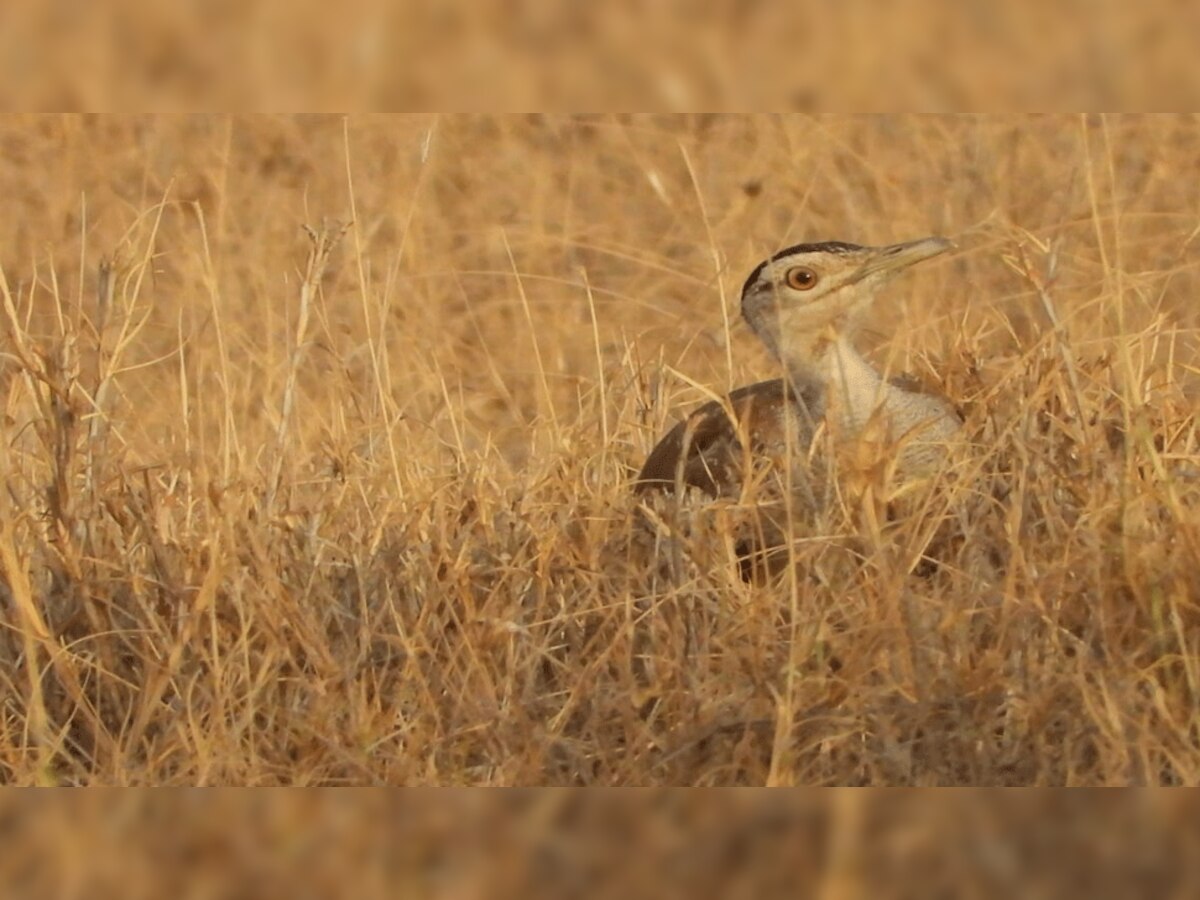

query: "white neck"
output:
818 337 887 435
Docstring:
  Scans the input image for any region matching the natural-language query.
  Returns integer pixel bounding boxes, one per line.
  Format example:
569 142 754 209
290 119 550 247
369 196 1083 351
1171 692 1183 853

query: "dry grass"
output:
0 114 1198 785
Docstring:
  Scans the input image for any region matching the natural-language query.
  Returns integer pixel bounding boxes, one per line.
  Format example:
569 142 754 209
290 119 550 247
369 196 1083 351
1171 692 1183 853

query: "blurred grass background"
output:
0 114 1198 785
5 790 1200 898
4 3 1199 109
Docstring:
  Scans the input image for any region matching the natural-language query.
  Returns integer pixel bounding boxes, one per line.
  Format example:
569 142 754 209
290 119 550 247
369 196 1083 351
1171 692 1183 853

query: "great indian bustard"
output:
635 236 961 578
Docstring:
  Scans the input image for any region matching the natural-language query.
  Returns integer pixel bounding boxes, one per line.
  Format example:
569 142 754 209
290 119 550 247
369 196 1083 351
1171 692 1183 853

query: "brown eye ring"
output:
785 266 818 291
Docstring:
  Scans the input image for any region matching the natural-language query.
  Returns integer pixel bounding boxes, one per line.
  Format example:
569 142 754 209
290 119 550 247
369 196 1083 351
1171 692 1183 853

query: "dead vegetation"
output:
0 114 1197 784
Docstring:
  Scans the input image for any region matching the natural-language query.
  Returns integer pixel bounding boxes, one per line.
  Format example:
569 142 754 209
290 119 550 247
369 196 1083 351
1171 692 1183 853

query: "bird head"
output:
740 236 952 371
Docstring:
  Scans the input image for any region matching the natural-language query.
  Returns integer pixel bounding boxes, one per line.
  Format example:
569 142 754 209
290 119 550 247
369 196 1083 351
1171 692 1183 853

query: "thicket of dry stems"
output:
0 114 1197 785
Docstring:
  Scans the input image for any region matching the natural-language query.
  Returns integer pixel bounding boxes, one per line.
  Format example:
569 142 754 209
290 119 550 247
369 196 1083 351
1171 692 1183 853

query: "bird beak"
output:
857 236 953 281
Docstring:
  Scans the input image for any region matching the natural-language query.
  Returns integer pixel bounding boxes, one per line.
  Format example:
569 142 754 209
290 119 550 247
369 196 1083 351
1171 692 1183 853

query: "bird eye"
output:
785 266 818 291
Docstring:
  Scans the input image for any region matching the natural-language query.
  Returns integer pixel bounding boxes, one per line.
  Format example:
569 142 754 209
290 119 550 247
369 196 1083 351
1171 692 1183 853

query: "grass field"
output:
0 114 1197 785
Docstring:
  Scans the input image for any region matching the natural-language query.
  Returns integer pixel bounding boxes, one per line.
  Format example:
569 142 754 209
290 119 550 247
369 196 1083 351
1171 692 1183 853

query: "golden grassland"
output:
0 114 1197 785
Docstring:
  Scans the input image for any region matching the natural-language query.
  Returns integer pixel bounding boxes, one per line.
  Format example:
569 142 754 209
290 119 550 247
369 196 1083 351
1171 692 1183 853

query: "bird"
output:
635 236 961 578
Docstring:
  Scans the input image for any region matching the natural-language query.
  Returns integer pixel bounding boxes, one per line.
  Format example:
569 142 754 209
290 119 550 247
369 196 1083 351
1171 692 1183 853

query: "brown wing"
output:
886 372 932 395
636 379 809 497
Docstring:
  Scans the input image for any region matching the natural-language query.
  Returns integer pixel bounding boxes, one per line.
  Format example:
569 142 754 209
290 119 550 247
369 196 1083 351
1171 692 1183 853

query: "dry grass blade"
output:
265 220 350 515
